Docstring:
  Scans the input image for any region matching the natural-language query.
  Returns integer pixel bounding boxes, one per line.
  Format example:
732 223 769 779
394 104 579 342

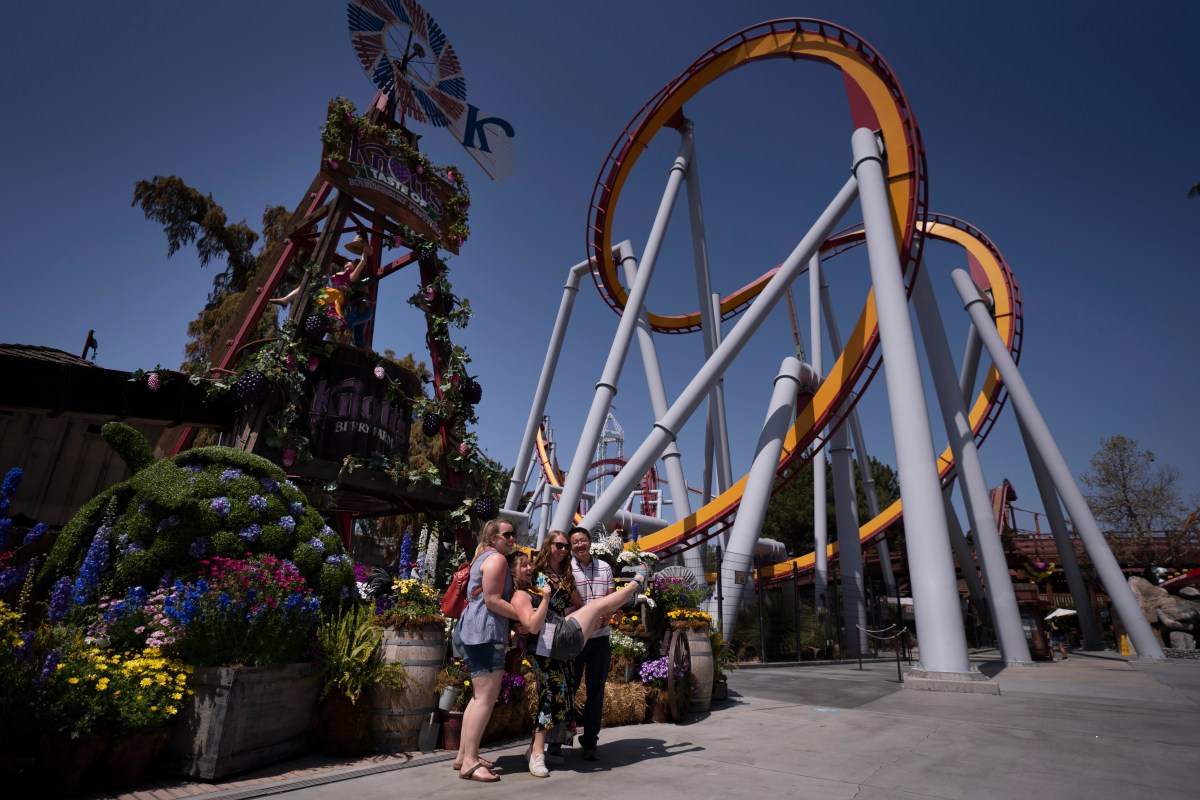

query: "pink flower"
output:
282 448 297 468
286 354 297 371
459 442 469 456
134 626 146 634
446 170 455 181
306 356 320 372
147 373 161 391
374 366 386 380
424 287 436 302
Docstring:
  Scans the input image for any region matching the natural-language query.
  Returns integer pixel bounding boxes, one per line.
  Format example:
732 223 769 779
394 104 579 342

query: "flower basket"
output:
167 662 319 780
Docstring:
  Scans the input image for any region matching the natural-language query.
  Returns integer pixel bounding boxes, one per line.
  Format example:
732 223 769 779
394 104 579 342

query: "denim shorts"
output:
462 641 505 677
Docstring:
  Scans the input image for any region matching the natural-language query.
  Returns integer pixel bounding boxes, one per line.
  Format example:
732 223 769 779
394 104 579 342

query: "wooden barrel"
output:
685 628 714 713
372 625 445 752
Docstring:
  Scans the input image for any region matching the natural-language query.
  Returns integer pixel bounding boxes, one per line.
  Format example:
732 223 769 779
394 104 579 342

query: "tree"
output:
1189 183 1200 199
760 453 901 556
132 175 297 365
1080 434 1192 566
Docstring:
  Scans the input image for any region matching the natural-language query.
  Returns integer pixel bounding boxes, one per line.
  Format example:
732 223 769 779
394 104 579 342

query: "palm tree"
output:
1189 183 1200 199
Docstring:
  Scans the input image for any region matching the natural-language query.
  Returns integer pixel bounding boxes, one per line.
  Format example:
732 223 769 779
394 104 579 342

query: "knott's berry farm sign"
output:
321 130 461 253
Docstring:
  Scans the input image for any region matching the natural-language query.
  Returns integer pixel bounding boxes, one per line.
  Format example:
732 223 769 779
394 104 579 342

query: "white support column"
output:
505 251 621 511
829 412 867 655
951 269 1165 660
720 358 819 640
819 279 897 599
913 265 1032 664
810 254 828 610
551 137 695 533
619 247 706 585
851 128 971 674
580 171 861 532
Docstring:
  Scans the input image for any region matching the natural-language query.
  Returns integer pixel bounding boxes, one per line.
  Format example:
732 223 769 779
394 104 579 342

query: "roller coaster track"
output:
529 20 1022 586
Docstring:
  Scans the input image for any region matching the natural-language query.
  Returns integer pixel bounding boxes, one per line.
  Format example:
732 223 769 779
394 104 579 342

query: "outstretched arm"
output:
269 284 302 306
347 238 373 283
511 586 553 635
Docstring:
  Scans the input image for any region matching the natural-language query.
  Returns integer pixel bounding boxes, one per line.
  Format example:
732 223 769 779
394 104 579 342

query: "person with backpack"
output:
454 518 533 783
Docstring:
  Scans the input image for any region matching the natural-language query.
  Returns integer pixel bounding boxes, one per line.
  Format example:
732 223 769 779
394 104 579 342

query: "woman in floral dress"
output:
508 531 580 777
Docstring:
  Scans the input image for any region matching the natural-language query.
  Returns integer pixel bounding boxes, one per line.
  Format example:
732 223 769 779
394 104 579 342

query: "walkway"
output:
95 649 1200 800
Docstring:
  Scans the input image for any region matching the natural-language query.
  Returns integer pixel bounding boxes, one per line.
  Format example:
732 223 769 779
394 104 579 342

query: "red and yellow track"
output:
536 21 1022 583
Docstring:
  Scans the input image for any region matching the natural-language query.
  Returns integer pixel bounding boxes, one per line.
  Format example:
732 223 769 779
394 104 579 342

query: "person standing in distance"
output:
568 525 614 761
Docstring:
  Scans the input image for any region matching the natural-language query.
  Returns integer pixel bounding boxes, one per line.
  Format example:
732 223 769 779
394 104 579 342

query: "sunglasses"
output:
551 542 568 550
499 530 515 539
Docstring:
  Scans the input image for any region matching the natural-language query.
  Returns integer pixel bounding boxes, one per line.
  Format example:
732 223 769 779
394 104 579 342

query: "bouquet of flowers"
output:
435 656 471 711
638 655 687 689
374 578 443 628
610 629 647 660
667 608 713 631
589 540 616 568
616 541 659 568
161 554 322 668
652 575 707 613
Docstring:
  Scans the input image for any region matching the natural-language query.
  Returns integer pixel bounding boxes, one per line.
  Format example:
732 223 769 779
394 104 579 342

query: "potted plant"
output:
316 604 407 755
369 577 446 752
434 656 471 713
638 656 686 723
610 629 647 681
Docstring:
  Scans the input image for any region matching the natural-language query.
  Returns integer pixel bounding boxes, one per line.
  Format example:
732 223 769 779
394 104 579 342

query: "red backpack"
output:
441 561 472 618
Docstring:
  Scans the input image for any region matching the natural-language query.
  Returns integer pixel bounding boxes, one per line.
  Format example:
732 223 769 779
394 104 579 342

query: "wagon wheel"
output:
665 628 691 722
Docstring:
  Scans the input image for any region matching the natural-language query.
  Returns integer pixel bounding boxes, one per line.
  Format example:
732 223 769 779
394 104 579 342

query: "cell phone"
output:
536 574 548 589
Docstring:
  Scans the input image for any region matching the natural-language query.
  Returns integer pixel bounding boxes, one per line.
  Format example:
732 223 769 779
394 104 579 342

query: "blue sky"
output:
3 1 1199 528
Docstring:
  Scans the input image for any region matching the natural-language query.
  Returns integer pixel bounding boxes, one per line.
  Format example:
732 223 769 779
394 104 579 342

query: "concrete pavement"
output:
98 649 1200 800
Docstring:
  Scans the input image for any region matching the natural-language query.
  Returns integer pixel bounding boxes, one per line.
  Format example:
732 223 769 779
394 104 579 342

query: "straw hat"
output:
345 234 366 255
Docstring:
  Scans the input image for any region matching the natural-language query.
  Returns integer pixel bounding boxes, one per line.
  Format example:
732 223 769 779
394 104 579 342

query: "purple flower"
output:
33 651 60 686
239 524 262 543
307 536 325 554
182 463 203 473
260 477 280 494
278 515 295 533
22 522 49 545
189 536 209 559
248 494 268 512
72 522 112 604
220 468 244 482
48 576 72 621
156 515 180 533
210 497 231 518
283 480 298 493
289 501 305 518
1 468 23 495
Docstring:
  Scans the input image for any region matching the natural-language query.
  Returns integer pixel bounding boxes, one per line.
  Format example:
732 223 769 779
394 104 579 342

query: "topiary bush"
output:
40 424 354 608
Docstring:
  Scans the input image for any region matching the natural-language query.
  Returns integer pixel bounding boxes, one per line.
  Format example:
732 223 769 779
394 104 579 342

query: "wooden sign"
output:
321 127 462 253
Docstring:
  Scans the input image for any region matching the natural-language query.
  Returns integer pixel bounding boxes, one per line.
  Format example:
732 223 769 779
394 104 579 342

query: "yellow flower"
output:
96 678 110 691
68 677 79 685
171 692 183 700
141 677 153 687
463 680 471 687
150 706 157 712
167 707 178 715
96 663 108 671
